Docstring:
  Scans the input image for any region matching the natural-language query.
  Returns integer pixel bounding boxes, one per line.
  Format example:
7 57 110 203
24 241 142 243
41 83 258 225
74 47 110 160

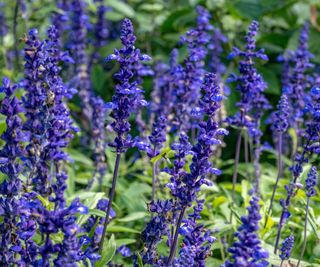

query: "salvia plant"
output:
0 2 319 267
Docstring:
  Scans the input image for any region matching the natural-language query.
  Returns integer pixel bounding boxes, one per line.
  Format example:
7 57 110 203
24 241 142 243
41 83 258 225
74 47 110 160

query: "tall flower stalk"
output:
265 95 289 227
140 73 227 266
173 6 213 134
227 21 270 220
99 18 151 252
167 73 227 265
221 195 269 266
0 77 27 265
274 86 320 254
279 235 294 267
297 166 318 267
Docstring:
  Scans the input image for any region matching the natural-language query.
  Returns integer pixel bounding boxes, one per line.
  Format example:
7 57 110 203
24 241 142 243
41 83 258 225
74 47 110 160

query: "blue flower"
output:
222 195 269 267
305 166 317 197
279 235 294 261
106 18 151 153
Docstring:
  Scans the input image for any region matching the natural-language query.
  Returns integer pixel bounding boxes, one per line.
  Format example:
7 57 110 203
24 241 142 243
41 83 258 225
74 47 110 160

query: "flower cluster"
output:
279 235 294 261
69 0 92 122
0 78 26 265
227 21 270 132
89 96 107 189
305 166 317 197
222 195 269 267
285 22 313 130
273 95 290 133
106 18 150 153
141 73 227 266
173 6 213 133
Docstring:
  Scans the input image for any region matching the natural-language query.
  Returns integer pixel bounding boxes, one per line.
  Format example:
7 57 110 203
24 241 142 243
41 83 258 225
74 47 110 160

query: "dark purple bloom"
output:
106 18 150 153
0 77 27 265
93 0 110 50
273 94 290 133
89 96 107 189
285 22 313 130
141 73 227 266
51 0 70 36
279 235 294 261
177 73 227 208
222 195 269 267
275 86 320 253
226 20 270 131
305 166 317 197
141 200 174 265
23 26 77 197
117 245 131 257
226 21 270 193
209 27 227 82
175 200 215 267
173 6 213 133
69 0 93 121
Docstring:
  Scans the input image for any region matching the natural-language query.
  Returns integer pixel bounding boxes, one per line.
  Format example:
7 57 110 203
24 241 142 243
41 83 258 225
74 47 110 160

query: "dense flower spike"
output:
106 18 150 153
87 96 107 189
51 0 70 36
227 20 270 193
69 0 93 122
279 235 294 261
93 0 110 51
141 200 174 265
99 17 151 253
222 195 269 267
227 20 270 130
0 78 27 265
298 166 318 266
275 86 320 254
273 95 290 133
174 73 227 209
20 26 89 265
173 6 213 133
23 26 77 196
209 27 227 82
285 22 313 131
305 166 317 197
175 200 216 267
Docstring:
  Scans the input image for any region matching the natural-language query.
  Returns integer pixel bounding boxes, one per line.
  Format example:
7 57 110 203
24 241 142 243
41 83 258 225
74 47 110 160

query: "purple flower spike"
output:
280 235 294 261
306 166 317 197
221 195 269 267
107 18 151 153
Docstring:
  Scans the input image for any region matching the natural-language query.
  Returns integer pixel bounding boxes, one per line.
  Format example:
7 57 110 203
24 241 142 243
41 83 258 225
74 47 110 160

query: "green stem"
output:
264 134 282 228
99 152 121 254
297 197 310 267
230 131 242 223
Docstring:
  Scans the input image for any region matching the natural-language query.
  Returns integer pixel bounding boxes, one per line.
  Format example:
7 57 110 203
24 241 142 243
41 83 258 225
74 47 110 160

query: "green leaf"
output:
89 209 106 218
107 0 135 18
68 149 93 166
36 194 54 209
139 3 163 12
135 252 144 267
107 226 140 234
76 192 105 226
117 212 148 222
115 238 136 246
288 127 298 154
261 215 274 238
95 234 117 267
150 147 171 164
